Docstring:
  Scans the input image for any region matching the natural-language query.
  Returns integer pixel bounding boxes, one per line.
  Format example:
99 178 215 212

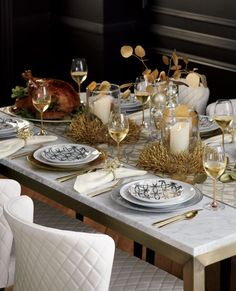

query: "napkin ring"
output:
104 158 120 180
17 127 33 141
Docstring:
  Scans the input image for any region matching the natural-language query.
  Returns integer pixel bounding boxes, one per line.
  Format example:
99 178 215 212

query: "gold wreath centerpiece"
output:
137 141 204 177
138 104 205 180
67 112 141 145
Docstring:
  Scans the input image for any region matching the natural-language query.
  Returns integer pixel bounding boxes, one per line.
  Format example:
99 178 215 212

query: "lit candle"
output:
170 121 190 154
91 95 112 124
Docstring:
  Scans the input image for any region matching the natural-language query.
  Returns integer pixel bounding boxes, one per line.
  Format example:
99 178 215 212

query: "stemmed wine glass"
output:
71 58 88 99
214 99 233 148
108 111 129 161
202 142 227 210
134 76 151 126
32 82 51 135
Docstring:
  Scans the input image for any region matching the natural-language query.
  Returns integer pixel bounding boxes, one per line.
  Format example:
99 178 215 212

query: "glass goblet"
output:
32 82 51 135
202 142 227 210
71 58 88 99
134 76 151 126
214 99 233 148
108 111 129 161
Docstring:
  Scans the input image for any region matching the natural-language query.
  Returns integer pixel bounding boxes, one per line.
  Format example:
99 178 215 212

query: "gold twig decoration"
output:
67 113 141 145
137 141 204 177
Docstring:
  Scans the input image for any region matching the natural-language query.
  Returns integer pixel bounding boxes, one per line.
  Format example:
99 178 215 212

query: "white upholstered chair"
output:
178 79 210 115
4 194 183 291
0 179 21 290
4 195 115 291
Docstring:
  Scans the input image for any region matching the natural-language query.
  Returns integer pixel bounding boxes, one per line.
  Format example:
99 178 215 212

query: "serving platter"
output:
1 107 72 123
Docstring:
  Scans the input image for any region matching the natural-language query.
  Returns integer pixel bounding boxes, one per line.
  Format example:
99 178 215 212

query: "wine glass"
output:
71 58 88 99
214 99 234 148
108 111 129 161
202 142 227 210
32 82 51 135
134 76 151 126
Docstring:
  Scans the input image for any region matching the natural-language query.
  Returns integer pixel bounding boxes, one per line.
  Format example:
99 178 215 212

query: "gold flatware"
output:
152 209 203 228
10 145 42 159
55 167 102 183
87 179 121 198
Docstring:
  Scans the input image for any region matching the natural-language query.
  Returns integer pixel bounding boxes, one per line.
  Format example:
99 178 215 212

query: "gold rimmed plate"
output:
27 149 105 171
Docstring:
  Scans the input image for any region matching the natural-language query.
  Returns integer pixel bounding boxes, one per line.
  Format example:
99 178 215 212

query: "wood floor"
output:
5 182 236 291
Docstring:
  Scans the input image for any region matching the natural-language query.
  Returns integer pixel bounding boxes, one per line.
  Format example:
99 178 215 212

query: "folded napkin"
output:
0 135 58 159
74 167 147 195
202 134 232 145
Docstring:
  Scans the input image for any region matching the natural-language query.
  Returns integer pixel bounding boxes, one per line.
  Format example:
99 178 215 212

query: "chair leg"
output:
75 213 84 221
220 258 231 291
146 248 155 265
133 242 143 259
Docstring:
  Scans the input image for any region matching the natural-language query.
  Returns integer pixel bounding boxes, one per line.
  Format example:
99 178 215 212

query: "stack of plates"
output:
111 178 203 213
120 97 142 113
199 115 219 137
0 117 30 139
32 143 101 169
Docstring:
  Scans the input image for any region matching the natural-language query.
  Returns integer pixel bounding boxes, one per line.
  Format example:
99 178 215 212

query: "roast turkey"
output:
12 70 80 119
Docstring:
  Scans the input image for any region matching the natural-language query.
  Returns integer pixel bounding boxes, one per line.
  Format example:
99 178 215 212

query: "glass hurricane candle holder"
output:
162 112 199 155
87 83 121 124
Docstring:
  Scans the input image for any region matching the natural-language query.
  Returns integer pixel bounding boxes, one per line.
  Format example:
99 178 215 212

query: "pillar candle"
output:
170 121 190 154
91 95 112 124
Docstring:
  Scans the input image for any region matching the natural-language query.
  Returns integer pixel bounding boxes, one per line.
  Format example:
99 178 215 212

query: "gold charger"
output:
27 149 106 171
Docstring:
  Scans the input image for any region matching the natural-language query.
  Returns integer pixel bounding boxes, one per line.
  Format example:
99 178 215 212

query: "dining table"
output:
0 107 236 291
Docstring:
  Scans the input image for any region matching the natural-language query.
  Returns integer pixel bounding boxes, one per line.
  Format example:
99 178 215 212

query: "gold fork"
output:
10 145 42 159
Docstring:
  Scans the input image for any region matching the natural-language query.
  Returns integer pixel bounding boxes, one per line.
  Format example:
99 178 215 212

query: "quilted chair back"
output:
0 179 21 288
4 195 115 291
178 80 210 115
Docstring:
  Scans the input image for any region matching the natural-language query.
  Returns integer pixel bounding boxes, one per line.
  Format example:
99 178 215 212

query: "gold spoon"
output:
152 209 202 228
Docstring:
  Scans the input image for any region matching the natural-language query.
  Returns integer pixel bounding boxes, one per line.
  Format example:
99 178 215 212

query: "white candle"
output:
91 95 112 124
170 121 190 154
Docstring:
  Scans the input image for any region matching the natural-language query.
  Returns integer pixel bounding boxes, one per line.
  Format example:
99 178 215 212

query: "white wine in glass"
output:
134 76 150 126
214 99 233 148
203 142 227 210
108 112 129 161
71 58 88 99
32 82 51 135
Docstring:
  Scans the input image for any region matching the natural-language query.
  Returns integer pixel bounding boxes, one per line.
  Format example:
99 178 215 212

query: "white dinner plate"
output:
199 115 218 133
120 178 195 208
111 185 203 213
0 117 31 138
41 144 93 164
34 144 100 168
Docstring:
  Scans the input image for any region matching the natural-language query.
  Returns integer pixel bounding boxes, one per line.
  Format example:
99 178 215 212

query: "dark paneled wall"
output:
1 0 235 106
147 0 236 103
49 0 145 86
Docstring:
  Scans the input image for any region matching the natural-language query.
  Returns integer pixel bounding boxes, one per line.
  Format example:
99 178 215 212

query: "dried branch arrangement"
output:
119 45 207 98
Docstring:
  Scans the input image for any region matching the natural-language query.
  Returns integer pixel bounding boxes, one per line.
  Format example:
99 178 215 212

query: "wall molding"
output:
57 16 138 34
150 5 236 28
153 47 236 72
151 24 236 52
